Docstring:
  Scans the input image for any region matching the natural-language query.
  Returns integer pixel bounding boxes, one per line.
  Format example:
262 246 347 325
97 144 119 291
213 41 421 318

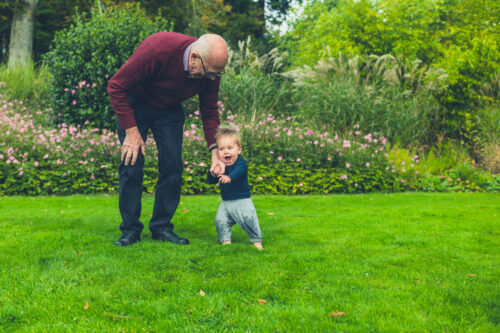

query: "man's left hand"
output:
210 147 225 175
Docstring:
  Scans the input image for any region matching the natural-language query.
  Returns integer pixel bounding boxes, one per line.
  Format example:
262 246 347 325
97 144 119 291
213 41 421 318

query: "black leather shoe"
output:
114 232 141 247
152 231 189 245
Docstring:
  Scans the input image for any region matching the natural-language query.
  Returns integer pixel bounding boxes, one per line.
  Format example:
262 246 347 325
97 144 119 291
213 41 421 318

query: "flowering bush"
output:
2 91 498 196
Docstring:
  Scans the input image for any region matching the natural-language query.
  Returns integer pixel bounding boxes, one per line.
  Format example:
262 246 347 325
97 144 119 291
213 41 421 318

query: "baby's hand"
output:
218 175 231 184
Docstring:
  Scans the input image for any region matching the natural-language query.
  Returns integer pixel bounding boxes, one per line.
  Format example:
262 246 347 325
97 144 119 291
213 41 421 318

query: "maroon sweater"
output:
107 32 221 146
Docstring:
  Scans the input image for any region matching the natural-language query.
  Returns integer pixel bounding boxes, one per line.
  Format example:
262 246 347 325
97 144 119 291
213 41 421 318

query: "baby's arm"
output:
207 169 219 184
227 158 247 181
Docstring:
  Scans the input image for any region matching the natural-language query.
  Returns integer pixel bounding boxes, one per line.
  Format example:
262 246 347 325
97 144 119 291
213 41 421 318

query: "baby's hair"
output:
215 126 241 147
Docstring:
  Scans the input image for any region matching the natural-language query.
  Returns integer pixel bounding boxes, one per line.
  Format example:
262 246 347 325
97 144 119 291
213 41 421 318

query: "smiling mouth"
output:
224 156 232 163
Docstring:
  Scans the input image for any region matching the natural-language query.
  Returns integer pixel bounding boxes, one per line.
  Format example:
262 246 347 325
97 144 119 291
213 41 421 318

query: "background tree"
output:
7 0 38 67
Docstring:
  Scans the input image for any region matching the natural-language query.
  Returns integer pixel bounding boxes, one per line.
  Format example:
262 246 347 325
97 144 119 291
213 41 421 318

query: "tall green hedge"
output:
43 3 171 130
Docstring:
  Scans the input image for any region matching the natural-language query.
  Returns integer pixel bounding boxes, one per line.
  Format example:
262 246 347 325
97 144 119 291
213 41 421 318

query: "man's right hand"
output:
121 126 145 166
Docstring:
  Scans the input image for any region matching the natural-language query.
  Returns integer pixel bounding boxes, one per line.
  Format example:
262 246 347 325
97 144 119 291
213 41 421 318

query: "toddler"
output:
207 126 263 250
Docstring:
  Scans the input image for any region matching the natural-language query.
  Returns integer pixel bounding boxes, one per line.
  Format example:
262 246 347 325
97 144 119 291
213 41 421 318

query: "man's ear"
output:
190 50 200 60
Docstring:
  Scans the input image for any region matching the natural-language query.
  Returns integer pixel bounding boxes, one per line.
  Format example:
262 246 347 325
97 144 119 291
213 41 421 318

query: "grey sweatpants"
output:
214 198 262 243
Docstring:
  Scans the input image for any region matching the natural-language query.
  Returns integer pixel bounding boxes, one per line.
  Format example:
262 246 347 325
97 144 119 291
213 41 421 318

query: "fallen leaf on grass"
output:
267 212 274 215
258 299 267 305
199 290 206 297
182 209 189 213
469 274 476 277
329 311 348 318
76 251 82 256
84 302 89 311
414 278 421 283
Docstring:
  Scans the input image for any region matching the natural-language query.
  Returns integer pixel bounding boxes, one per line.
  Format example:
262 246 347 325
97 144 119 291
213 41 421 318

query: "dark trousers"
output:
117 94 185 235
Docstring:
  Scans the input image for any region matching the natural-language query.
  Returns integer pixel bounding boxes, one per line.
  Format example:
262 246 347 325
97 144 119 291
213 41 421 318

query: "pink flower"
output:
296 158 301 162
343 140 351 148
278 156 283 161
258 176 263 181
401 179 405 183
354 183 358 187
72 100 77 105
43 154 49 159
366 162 370 167
269 151 274 154
191 124 197 129
71 90 75 94
34 161 39 166
90 173 95 180
327 157 332 161
299 183 303 187
341 175 347 180
346 163 351 168
200 162 206 167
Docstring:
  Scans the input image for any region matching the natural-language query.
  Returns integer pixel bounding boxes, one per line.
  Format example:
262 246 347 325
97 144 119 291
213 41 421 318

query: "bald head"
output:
193 34 228 70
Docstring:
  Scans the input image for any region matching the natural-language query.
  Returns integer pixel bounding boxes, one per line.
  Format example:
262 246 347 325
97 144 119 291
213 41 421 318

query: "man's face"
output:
189 52 224 80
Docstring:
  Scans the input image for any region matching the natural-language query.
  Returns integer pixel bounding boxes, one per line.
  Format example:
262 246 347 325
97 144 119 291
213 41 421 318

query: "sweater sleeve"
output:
199 78 221 146
207 170 219 184
227 158 247 181
107 42 158 130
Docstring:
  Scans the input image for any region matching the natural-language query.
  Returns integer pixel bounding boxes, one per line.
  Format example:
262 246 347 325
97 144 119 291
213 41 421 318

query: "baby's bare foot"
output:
221 241 231 245
253 242 263 250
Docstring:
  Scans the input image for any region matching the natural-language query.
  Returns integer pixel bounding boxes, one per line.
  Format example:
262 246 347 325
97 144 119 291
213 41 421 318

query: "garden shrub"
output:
219 37 292 119
284 54 447 145
43 3 171 130
1 97 498 196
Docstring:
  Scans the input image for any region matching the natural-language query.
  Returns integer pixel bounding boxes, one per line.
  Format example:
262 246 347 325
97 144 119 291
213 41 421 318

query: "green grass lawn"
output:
0 193 499 331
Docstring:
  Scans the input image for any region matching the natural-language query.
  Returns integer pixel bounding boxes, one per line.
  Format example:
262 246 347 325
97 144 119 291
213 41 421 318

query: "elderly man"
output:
108 32 228 247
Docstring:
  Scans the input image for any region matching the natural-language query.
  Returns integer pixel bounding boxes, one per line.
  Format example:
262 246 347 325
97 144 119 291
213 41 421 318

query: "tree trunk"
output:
8 0 38 68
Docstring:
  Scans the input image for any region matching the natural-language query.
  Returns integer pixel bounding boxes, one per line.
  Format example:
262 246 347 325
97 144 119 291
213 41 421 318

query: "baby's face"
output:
217 135 241 166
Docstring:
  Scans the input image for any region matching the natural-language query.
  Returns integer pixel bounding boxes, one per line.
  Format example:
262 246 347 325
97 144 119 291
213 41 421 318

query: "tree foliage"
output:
278 0 500 140
43 3 171 129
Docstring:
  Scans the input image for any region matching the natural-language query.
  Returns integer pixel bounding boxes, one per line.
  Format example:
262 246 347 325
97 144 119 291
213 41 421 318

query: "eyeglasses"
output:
199 55 224 79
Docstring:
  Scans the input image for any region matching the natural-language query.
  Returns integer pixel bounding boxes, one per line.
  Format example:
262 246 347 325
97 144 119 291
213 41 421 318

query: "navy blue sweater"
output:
207 156 251 200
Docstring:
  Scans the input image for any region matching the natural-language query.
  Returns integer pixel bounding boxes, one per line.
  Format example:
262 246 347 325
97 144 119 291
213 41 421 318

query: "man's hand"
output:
121 126 145 166
210 147 225 175
218 175 231 184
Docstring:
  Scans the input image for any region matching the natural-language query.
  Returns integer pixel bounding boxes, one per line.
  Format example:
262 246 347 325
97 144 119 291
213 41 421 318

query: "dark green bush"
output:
43 3 171 130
